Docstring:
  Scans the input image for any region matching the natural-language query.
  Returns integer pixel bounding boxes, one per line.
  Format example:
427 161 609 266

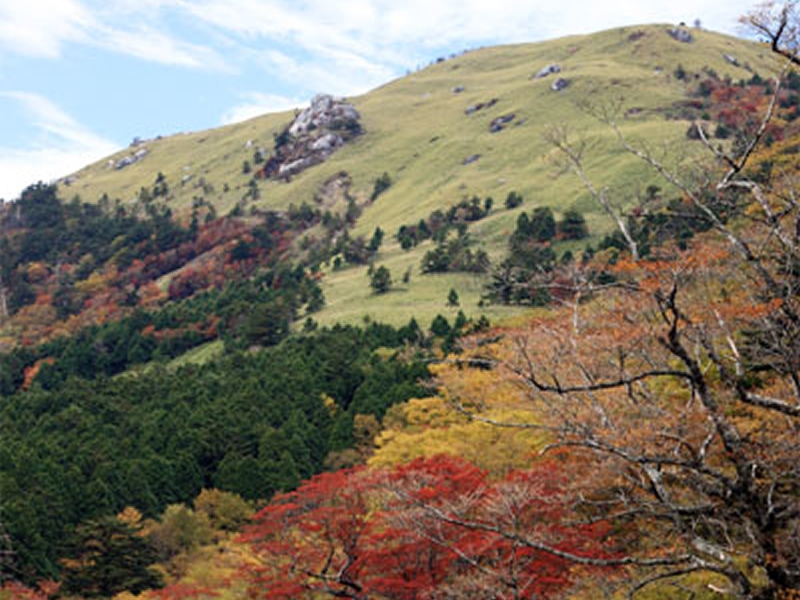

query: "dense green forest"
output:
0 323 436 581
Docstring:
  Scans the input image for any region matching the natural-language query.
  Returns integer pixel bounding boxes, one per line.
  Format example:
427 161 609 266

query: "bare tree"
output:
544 125 640 260
442 22 800 598
744 1 800 67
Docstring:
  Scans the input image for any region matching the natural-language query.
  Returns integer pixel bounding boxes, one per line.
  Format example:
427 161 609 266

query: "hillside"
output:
2 17 800 598
57 25 783 326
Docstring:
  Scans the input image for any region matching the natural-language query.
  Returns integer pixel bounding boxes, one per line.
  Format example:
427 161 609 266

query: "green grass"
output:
61 25 784 329
314 238 529 328
168 339 225 367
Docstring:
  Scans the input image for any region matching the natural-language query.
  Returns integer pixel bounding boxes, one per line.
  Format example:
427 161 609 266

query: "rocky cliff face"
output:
260 94 362 180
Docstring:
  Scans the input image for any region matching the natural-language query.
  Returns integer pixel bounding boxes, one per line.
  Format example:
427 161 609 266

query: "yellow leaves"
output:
371 397 546 474
431 360 528 411
25 262 50 284
321 393 338 416
382 396 466 432
193 489 253 534
75 270 111 296
117 506 144 528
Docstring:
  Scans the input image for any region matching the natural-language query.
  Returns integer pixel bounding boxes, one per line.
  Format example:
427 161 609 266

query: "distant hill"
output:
54 24 782 326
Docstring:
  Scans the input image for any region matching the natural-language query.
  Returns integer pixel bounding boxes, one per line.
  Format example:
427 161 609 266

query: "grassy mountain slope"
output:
61 25 782 327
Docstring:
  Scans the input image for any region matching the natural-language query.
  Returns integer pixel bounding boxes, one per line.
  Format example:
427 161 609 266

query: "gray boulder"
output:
667 28 693 43
723 53 739 66
534 64 561 79
289 94 360 137
310 133 344 152
489 114 516 133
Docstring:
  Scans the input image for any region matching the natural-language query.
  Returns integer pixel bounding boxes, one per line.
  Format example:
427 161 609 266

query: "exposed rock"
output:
723 53 739 66
259 94 362 181
464 98 499 116
278 157 316 178
310 133 344 152
463 154 481 165
288 94 360 137
115 147 149 170
489 114 516 133
667 27 693 43
315 171 352 207
551 78 570 92
452 85 465 93
533 64 561 79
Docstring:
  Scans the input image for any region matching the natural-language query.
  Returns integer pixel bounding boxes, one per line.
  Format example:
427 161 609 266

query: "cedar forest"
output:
1 4 800 600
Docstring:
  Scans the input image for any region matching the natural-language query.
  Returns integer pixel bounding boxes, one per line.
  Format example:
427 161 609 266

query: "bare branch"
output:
738 390 800 416
544 125 639 259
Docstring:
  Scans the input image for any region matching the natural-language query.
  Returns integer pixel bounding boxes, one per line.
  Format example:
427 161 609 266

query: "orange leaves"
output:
20 357 54 390
0 580 60 600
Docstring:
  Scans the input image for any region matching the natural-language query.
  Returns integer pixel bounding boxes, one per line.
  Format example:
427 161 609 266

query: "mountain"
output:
55 24 782 326
3 19 800 597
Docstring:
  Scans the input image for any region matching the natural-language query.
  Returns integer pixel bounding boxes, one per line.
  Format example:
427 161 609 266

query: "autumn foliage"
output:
242 455 617 599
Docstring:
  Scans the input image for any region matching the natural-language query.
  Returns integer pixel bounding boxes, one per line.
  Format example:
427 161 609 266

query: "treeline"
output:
0 323 433 582
0 184 320 349
485 206 589 305
0 263 324 395
396 194 494 250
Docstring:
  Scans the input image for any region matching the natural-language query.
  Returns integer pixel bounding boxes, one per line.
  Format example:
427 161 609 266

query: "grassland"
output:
62 25 783 326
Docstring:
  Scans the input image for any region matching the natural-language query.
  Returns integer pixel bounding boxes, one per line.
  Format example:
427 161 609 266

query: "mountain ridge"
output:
5 24 787 334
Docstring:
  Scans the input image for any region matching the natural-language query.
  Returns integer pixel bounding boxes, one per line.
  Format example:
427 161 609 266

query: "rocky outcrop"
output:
551 78 570 92
113 148 149 170
465 98 498 116
489 114 516 133
260 94 362 180
533 64 561 79
288 94 360 137
667 27 693 43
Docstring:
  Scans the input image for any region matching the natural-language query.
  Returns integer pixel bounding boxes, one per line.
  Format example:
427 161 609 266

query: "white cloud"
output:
220 92 305 124
0 0 760 94
0 0 92 58
0 92 119 201
173 0 759 100
96 24 229 70
0 0 226 69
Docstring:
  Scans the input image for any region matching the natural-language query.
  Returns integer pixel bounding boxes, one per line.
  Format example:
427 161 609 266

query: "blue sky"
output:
0 0 758 201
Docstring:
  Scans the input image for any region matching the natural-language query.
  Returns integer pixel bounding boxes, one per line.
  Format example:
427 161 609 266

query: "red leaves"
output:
0 580 60 600
243 468 372 599
243 456 616 598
